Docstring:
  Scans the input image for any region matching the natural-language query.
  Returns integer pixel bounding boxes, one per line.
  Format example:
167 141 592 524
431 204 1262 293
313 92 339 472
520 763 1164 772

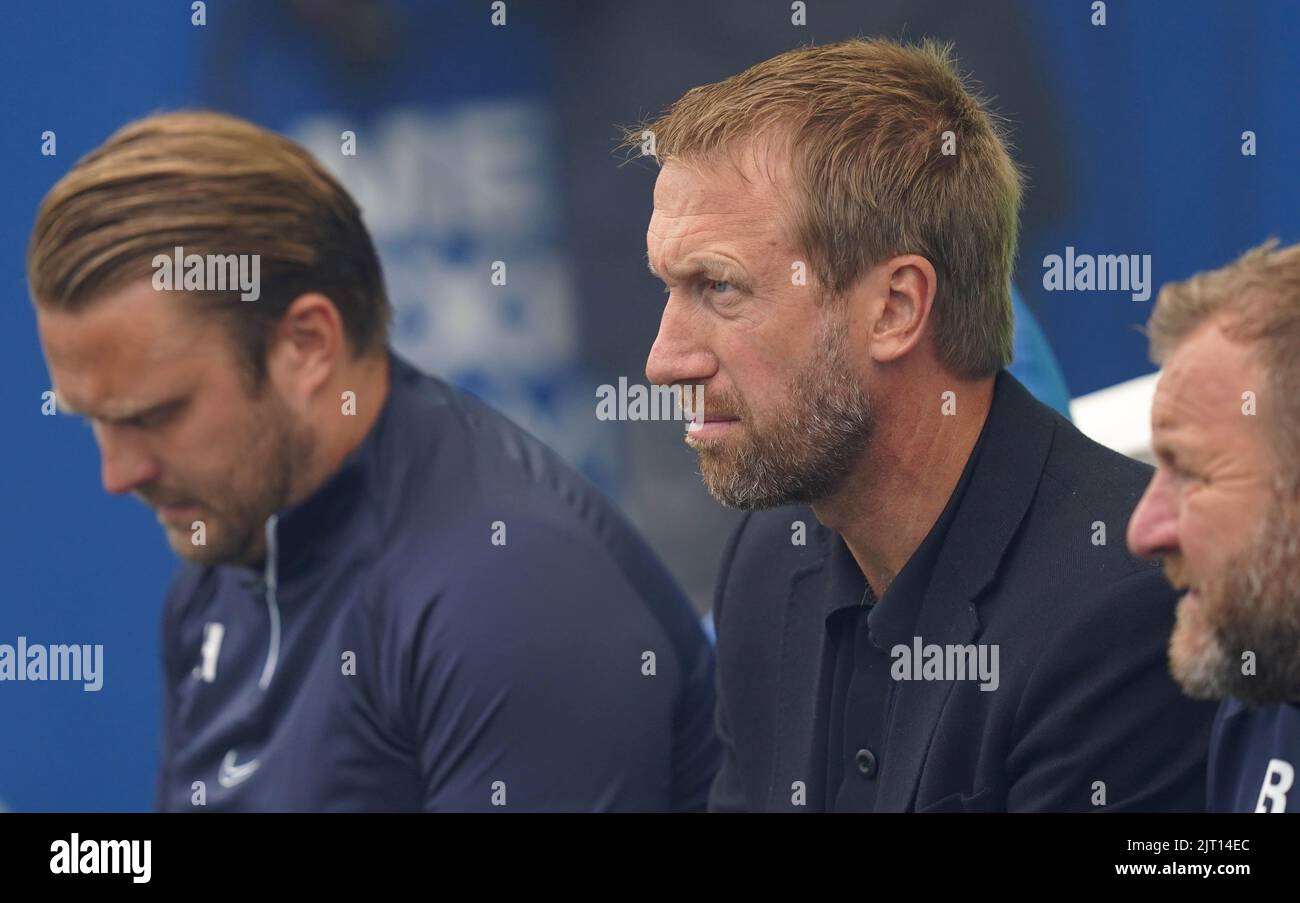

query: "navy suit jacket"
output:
709 371 1217 811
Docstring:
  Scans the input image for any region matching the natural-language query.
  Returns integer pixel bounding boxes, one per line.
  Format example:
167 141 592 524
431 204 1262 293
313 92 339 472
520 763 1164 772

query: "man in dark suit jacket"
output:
635 38 1217 810
708 370 1215 811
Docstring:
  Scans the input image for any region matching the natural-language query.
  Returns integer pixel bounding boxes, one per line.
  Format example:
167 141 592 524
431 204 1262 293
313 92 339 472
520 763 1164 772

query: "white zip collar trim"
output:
257 514 281 691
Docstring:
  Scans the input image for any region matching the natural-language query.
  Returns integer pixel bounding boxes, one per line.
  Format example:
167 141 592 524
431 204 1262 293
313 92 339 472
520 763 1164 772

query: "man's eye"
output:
707 280 736 295
129 406 179 429
1170 465 1200 485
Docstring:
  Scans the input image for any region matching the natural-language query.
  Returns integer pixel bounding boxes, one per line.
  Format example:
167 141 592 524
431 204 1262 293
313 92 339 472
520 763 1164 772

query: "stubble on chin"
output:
158 395 313 567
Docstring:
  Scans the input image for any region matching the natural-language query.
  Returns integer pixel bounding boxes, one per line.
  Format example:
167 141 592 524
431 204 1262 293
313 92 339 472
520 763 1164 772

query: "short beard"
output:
689 311 874 510
1170 487 1300 706
165 388 312 566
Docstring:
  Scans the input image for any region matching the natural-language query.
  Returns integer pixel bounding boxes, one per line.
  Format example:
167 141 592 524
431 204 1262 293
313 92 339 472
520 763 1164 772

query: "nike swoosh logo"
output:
218 749 260 788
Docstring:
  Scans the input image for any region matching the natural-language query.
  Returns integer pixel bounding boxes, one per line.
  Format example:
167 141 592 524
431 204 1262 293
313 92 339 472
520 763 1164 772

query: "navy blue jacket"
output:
155 351 719 811
1208 699 1300 812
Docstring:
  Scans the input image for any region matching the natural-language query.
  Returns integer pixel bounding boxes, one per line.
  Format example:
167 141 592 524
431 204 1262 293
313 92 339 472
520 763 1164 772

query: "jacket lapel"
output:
767 554 840 809
874 372 1057 809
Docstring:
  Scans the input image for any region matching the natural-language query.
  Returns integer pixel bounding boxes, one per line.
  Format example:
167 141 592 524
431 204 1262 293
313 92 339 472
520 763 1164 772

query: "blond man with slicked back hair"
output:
29 111 391 389
634 37 1216 812
29 110 721 812
1127 240 1300 812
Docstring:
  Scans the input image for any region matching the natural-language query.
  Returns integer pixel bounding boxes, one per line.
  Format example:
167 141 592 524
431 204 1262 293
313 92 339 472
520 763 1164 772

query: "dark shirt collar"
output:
821 378 994 647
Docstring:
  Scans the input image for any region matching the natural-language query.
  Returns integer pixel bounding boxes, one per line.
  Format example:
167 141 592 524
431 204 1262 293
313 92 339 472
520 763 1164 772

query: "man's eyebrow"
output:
56 396 177 423
646 254 750 285
1153 437 1199 468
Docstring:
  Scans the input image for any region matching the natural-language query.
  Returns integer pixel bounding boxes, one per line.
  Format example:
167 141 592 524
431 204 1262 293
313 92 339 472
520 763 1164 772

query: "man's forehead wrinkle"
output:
1174 357 1240 412
649 228 762 274
1152 372 1199 426
660 207 763 218
1151 364 1193 424
1152 338 1262 463
651 188 776 220
648 216 762 254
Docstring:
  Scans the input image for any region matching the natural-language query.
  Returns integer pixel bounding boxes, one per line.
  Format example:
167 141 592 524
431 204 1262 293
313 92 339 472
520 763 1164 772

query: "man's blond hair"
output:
627 37 1023 379
1149 239 1300 482
28 110 390 386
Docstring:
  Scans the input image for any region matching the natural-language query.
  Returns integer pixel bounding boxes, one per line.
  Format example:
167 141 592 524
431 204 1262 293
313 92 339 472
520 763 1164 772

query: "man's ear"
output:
266 292 345 402
866 255 937 365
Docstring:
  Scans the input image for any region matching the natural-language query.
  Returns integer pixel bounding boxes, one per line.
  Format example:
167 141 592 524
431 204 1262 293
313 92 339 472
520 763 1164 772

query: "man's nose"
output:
95 425 161 496
1127 470 1178 559
645 294 716 388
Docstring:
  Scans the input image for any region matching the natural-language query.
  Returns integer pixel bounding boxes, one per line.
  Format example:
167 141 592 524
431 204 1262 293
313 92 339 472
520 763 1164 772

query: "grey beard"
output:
1172 497 1300 706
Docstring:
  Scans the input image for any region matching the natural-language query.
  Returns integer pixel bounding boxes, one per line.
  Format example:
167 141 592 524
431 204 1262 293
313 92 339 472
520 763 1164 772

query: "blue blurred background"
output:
1 0 1296 810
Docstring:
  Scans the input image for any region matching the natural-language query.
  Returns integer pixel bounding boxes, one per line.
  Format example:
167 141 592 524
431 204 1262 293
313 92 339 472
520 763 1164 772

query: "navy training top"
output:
1208 698 1300 813
155 351 720 811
